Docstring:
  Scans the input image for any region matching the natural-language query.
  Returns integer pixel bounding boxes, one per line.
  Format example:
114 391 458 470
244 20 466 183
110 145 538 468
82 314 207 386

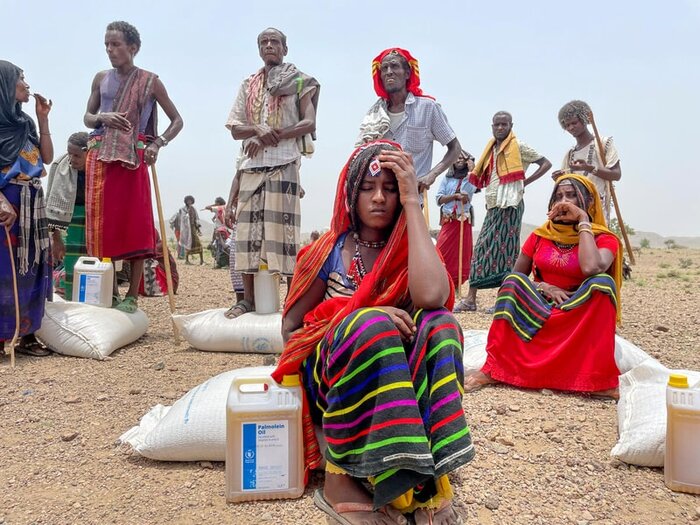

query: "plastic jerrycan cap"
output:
668 374 689 388
102 257 112 263
281 374 300 387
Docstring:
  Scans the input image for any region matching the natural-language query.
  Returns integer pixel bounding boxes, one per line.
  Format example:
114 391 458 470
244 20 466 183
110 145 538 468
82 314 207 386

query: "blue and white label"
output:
78 274 102 304
241 420 289 491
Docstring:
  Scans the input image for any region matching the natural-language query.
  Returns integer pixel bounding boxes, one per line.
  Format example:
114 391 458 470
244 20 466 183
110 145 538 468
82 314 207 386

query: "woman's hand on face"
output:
33 93 52 119
51 232 66 262
378 306 416 342
377 150 420 206
547 202 588 223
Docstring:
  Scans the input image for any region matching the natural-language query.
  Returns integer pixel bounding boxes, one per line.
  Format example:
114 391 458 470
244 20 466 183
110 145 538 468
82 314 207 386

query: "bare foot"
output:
464 371 497 393
589 387 619 400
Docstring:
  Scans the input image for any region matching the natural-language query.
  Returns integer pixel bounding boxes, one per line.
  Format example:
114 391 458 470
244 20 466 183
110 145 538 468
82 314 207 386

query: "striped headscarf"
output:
371 48 432 100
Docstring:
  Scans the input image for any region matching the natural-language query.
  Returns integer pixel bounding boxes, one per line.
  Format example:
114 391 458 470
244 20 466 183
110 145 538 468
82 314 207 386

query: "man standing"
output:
554 100 621 224
356 48 460 191
83 20 183 313
224 28 319 318
462 111 551 311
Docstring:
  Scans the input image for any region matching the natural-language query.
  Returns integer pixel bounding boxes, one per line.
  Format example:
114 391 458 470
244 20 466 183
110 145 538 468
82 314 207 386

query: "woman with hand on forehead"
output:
274 141 474 525
466 174 622 398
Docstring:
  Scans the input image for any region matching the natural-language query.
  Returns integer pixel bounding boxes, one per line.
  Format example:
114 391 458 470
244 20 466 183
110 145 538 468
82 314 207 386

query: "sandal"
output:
313 489 407 525
115 295 139 314
453 299 477 313
413 499 464 525
15 336 51 357
224 299 254 319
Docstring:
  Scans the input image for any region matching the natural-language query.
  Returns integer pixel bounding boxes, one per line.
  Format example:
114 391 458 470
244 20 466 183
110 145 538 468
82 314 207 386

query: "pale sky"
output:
4 0 699 236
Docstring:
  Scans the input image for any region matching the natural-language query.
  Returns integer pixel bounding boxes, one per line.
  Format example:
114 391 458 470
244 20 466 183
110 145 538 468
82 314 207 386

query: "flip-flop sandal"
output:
224 299 254 319
115 296 139 314
413 499 464 525
313 489 407 525
15 339 52 357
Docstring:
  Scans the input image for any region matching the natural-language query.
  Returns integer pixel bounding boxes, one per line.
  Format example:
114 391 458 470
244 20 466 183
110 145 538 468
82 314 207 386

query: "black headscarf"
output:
0 60 39 170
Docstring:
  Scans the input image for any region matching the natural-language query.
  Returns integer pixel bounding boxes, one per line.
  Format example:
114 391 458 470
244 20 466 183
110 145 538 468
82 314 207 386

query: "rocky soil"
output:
2 247 700 525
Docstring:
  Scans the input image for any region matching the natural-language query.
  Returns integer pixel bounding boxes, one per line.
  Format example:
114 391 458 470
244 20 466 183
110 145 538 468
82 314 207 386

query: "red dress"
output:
482 233 619 392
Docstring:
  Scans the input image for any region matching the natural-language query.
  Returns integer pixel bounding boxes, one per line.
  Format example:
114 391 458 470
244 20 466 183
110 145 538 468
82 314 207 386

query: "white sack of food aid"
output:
118 366 274 461
172 309 283 353
37 299 148 360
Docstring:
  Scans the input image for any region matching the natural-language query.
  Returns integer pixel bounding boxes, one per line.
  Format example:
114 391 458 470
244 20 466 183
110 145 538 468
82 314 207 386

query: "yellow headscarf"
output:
533 174 623 323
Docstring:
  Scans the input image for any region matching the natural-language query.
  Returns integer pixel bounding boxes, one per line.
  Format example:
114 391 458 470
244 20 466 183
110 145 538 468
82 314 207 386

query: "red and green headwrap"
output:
371 48 433 100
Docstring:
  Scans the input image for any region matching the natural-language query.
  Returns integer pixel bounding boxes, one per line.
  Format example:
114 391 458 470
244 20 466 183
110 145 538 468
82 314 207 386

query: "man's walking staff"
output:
588 111 635 264
422 189 430 228
457 200 465 301
4 226 20 367
150 164 180 341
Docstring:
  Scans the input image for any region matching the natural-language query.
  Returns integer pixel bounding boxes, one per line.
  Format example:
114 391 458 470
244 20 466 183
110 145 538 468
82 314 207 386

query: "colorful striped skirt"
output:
61 205 87 300
483 272 619 392
468 201 523 289
302 307 474 510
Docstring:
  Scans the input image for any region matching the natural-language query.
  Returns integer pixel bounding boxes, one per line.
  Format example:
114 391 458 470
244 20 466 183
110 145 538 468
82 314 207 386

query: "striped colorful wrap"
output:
493 271 617 342
272 140 460 495
303 307 473 509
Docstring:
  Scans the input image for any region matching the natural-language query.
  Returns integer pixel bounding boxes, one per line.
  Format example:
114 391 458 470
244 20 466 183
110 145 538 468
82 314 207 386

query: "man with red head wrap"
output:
356 48 462 193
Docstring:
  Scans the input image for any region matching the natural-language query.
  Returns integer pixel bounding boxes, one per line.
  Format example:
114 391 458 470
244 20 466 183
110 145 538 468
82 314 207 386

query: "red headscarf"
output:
371 47 433 100
272 140 454 475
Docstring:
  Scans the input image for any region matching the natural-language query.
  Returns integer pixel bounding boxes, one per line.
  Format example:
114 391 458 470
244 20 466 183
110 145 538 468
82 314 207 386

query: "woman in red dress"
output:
466 174 622 397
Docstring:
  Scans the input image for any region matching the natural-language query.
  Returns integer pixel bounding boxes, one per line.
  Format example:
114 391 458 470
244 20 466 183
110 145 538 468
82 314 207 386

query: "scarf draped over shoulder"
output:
97 67 158 169
469 130 524 189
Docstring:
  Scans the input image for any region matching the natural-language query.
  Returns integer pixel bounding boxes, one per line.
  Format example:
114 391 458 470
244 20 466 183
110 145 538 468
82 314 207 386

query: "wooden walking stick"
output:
588 111 636 265
457 199 465 301
150 163 180 342
4 225 20 368
422 189 430 228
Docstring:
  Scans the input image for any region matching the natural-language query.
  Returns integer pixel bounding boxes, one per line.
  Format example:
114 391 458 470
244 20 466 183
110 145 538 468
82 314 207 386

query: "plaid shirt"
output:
380 93 456 178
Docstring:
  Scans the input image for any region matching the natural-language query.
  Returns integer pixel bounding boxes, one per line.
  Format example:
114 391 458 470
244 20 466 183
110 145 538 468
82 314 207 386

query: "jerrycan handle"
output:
77 256 101 266
232 376 273 395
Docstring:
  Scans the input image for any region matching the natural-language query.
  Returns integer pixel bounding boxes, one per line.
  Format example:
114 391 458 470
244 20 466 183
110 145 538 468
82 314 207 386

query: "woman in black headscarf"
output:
0 60 54 357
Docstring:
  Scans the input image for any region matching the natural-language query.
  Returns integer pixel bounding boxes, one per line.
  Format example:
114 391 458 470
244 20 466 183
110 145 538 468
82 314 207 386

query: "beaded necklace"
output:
346 233 387 289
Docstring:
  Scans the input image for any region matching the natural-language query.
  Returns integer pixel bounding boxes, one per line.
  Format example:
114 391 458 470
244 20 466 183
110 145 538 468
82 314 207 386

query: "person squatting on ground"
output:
46 131 90 299
170 195 203 265
462 111 551 312
274 141 474 525
356 48 460 193
465 174 622 398
223 27 319 319
435 150 477 313
0 60 53 357
554 100 621 225
83 20 183 313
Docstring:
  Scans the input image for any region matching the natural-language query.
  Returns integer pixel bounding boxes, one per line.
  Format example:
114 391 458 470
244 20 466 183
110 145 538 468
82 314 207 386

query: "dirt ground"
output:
2 247 700 525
